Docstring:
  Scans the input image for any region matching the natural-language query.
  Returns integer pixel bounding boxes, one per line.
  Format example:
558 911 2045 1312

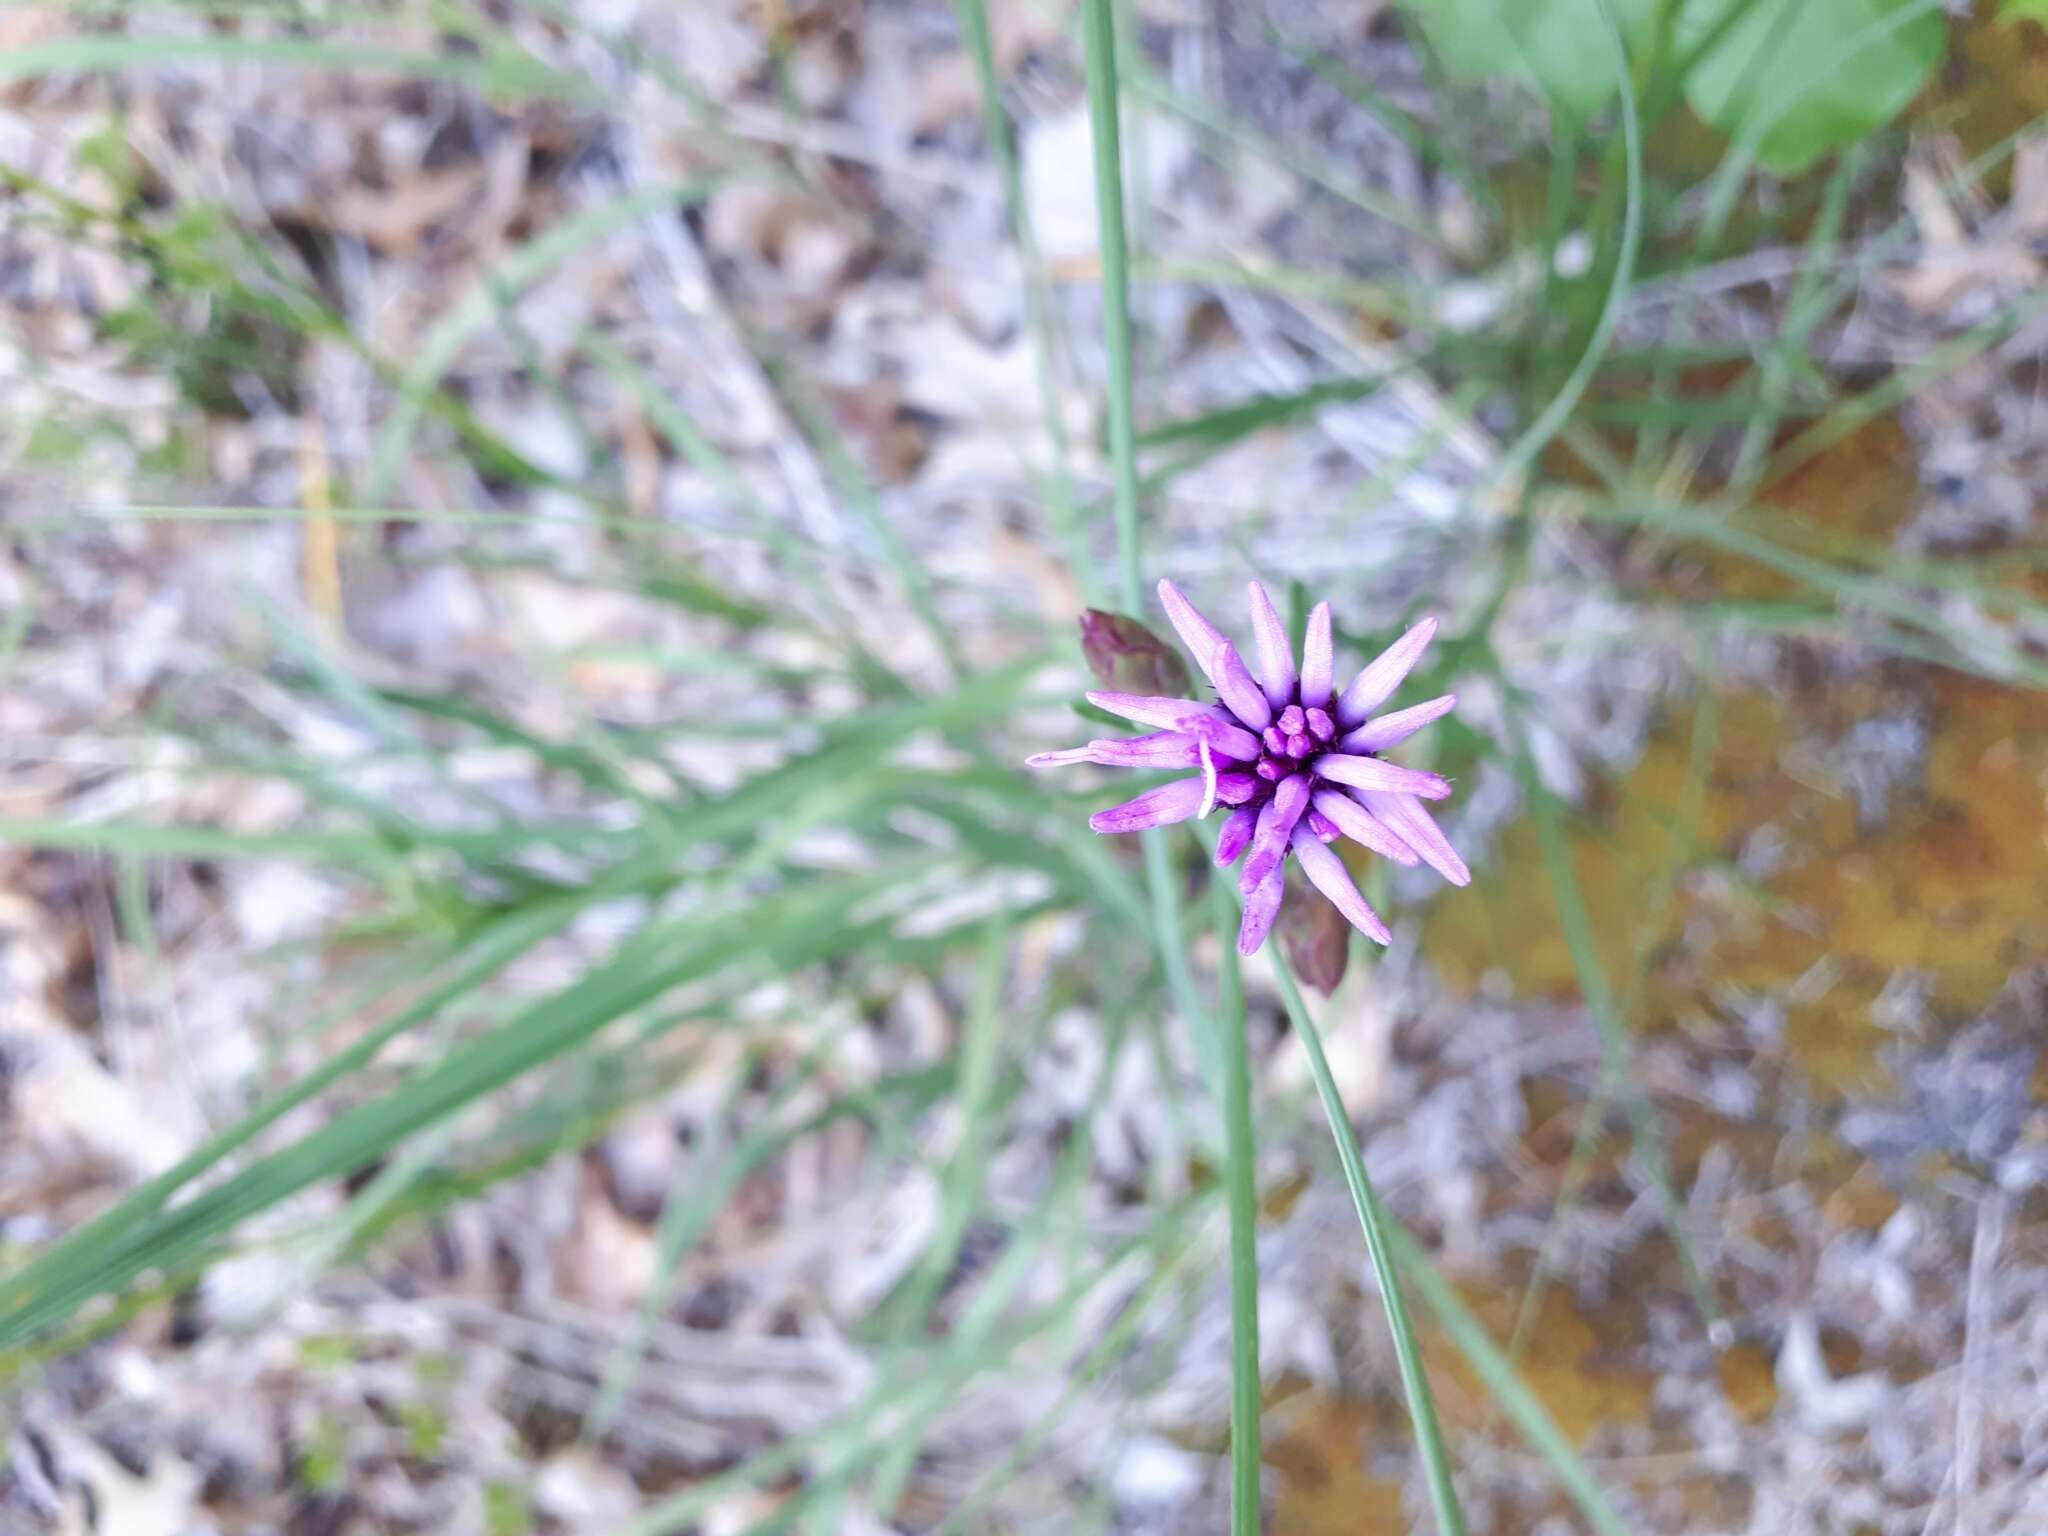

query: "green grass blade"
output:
1270 955 1466 1536
1510 674 1721 1365
1080 0 1144 615
953 0 1093 603
0 33 597 101
1385 1224 1634 1536
1477 0 1641 503
1497 688 1724 1343
1212 881 1262 1536
1077 0 1217 1160
361 183 707 504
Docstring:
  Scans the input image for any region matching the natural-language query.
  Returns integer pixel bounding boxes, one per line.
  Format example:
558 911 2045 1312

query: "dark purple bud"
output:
1286 731 1314 758
1277 705 1306 736
1307 810 1341 842
1263 726 1288 756
1279 873 1350 994
1079 609 1192 698
1305 707 1335 742
1255 757 1284 781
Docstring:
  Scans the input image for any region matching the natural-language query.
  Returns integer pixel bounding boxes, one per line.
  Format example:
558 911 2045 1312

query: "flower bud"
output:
1279 875 1350 994
1078 609 1192 698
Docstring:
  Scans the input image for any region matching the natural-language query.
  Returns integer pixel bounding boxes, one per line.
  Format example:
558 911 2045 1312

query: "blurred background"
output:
3 1 2047 1531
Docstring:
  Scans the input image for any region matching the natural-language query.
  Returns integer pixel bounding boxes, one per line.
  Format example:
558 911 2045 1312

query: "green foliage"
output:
2 1 2042 1528
483 1481 535 1536
396 1401 449 1459
1679 0 1945 173
1411 0 1946 172
1412 0 1659 122
299 1416 351 1492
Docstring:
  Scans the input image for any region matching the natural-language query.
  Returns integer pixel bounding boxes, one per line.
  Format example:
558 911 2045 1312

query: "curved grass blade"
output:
1269 955 1465 1536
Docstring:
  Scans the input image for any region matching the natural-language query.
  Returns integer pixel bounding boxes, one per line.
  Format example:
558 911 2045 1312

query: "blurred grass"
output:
2 0 2046 1528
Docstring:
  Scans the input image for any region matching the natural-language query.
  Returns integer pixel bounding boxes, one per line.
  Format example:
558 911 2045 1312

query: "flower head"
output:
1031 579 1469 956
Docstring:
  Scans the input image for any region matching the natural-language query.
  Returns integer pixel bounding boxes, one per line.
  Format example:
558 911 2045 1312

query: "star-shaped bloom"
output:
1032 579 1469 955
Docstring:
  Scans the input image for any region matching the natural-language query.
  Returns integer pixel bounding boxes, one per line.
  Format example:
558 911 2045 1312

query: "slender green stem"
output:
1270 955 1465 1536
1079 0 1143 614
1384 1223 1632 1536
1077 0 1218 1136
1213 883 1262 1536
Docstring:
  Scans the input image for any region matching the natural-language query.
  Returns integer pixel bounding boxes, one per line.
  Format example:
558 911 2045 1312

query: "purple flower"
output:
1030 580 1469 956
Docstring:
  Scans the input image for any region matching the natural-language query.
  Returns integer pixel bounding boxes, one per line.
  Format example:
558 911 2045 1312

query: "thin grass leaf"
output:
1475 0 1642 505
1211 880 1262 1536
0 877 629 1360
1385 1223 1634 1536
616 1188 1208 1536
772 367 967 680
361 183 708 504
1269 953 1466 1536
1081 0 1144 615
0 33 598 102
1138 370 1399 454
931 1209 1204 1534
1496 682 1725 1343
1509 674 1721 1364
587 1026 847 1435
1729 145 1863 486
0 857 936 1354
953 0 1094 603
1078 0 1219 1157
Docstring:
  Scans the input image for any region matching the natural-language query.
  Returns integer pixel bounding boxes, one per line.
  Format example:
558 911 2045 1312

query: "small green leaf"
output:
484 1481 535 1536
1410 0 1660 121
396 1401 448 1459
1680 0 1944 174
299 1416 350 1492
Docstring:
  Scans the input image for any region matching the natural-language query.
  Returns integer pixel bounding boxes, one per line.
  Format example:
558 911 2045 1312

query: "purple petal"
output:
1299 602 1334 707
1311 789 1419 866
1087 691 1235 733
1026 746 1096 768
1339 694 1458 755
1247 581 1297 709
1335 616 1438 728
1313 754 1451 799
1074 731 1194 768
1157 579 1226 684
1237 862 1286 956
1239 772 1311 893
1214 772 1260 805
1360 791 1471 886
1306 810 1341 842
1216 804 1258 866
1088 777 1208 834
1191 716 1263 761
1291 826 1392 945
1208 637 1273 731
